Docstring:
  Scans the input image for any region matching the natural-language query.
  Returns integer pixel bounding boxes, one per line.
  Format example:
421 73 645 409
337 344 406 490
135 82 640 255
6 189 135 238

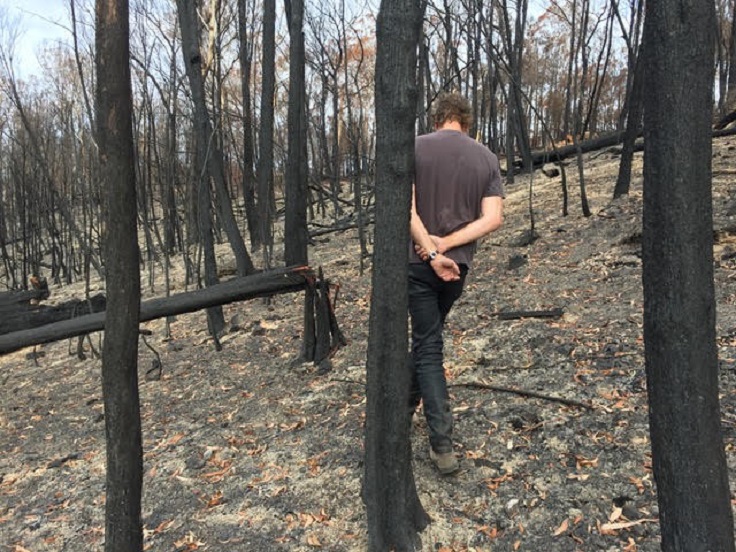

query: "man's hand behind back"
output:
430 255 461 281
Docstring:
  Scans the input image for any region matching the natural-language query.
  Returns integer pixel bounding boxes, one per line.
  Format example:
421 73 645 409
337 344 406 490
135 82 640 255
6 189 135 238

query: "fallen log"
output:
520 127 736 173
0 294 106 335
713 126 736 139
714 108 736 130
0 277 50 309
0 265 315 355
514 131 626 170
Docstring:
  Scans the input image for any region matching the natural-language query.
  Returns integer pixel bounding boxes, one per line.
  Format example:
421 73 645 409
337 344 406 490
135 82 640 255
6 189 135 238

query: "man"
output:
410 92 504 474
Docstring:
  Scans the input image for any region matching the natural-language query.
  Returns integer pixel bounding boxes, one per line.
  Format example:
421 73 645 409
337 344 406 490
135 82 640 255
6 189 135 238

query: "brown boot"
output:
430 448 459 475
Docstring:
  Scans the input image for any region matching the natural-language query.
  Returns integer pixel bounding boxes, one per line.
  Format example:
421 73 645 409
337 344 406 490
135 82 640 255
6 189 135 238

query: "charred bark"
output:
95 0 143 549
363 0 430 549
642 1 735 549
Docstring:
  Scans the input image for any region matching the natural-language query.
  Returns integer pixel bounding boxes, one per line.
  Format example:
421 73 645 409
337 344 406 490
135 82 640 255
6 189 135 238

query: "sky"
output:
2 0 70 77
2 0 547 79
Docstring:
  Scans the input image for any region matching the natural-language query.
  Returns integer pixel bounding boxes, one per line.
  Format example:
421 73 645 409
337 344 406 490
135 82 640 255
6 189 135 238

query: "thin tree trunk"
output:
725 0 736 113
613 42 645 199
176 0 255 277
573 137 591 216
284 0 309 266
95 0 143 549
197 155 226 339
258 0 277 267
363 1 429 550
238 0 261 250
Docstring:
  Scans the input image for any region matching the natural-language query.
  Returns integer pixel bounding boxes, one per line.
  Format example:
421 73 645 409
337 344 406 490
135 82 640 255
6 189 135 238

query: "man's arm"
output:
421 195 503 255
411 186 460 281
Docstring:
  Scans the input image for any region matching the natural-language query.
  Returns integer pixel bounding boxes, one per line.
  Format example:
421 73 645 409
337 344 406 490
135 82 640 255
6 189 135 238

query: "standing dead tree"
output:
642 0 735 549
175 0 255 278
95 0 144 548
363 0 429 550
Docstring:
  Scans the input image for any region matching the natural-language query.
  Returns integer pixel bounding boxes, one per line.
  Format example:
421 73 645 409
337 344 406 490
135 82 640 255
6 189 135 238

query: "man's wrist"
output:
438 236 451 254
427 250 438 262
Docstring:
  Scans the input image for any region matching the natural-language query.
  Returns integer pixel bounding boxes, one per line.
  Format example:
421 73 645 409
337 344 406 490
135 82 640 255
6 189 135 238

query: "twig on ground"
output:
451 380 594 410
330 377 366 387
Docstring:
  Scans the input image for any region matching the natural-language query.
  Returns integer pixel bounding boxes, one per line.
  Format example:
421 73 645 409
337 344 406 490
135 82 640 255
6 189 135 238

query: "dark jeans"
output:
408 262 468 453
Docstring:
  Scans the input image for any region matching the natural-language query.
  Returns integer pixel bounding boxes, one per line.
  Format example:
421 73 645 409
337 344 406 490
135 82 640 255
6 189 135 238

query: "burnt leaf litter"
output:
2 143 736 551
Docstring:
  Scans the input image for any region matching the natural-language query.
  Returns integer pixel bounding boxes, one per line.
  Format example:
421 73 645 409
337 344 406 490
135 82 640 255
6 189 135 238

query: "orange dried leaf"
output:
154 519 174 533
478 525 498 538
623 537 638 551
553 519 569 536
206 491 224 508
167 433 185 446
628 476 645 494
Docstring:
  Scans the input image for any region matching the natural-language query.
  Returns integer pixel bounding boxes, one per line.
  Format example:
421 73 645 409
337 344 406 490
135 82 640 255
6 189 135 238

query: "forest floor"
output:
2 138 736 552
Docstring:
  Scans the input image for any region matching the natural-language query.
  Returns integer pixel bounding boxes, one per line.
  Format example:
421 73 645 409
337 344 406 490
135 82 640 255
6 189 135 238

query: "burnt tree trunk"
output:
237 0 261 250
613 42 645 199
198 152 226 339
363 0 429 550
642 1 735 549
257 0 277 267
176 0 255 277
284 0 309 267
95 0 144 549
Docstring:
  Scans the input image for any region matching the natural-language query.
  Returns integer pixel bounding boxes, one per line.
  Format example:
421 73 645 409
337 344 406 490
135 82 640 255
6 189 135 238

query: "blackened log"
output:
0 265 314 355
713 126 736 138
0 294 106 335
309 211 376 239
523 128 736 174
518 131 627 170
494 308 564 320
714 109 736 130
0 287 51 310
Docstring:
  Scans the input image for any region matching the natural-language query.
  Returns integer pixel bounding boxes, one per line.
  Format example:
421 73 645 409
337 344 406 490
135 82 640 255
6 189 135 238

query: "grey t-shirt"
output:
411 129 504 267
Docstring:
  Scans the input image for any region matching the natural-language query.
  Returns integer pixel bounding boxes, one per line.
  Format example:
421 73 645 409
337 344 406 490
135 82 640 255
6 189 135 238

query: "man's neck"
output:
436 120 464 132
